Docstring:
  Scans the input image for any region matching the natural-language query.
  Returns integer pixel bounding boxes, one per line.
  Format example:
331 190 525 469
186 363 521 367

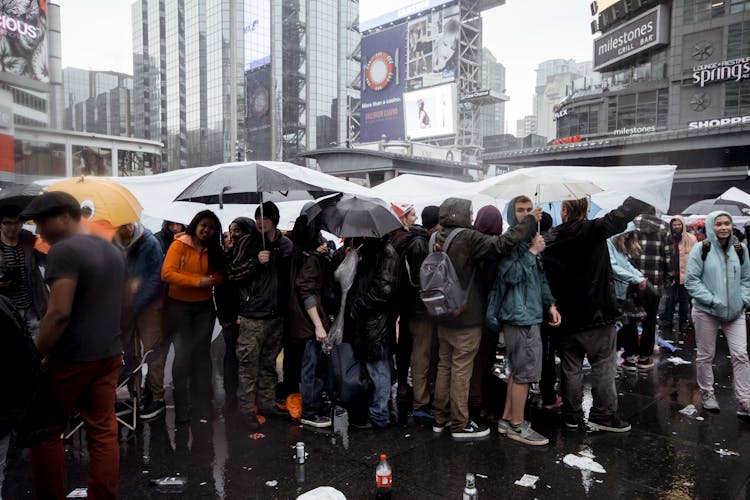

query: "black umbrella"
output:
306 194 402 238
682 198 750 216
174 163 333 207
0 183 44 212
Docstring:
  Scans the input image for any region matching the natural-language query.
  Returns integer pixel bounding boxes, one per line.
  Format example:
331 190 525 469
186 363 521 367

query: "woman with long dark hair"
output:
287 215 335 427
161 210 224 423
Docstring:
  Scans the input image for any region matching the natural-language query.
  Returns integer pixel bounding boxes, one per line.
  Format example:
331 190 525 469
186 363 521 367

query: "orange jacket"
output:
161 233 223 302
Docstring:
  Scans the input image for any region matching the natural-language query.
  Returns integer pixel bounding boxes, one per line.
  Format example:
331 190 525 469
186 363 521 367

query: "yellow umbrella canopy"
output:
47 176 143 227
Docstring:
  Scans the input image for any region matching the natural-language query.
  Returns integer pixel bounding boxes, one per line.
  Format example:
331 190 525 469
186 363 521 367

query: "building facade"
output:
485 0 750 211
62 68 134 137
481 48 506 136
533 59 594 141
132 0 360 171
516 114 538 137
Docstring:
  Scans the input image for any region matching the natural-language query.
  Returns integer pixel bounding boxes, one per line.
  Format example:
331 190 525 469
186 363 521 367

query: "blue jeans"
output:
300 340 328 419
366 359 391 427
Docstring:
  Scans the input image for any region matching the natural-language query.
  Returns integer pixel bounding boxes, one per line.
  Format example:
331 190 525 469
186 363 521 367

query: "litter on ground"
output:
667 357 692 365
67 488 87 498
679 404 698 416
563 454 607 474
514 474 539 489
265 480 279 487
715 449 740 457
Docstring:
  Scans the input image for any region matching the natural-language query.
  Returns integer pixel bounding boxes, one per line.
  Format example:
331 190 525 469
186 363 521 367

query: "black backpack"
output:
701 237 745 264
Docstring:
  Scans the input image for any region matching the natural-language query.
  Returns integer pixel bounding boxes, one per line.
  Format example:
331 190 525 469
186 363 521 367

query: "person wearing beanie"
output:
468 205 504 421
226 200 293 429
421 205 440 232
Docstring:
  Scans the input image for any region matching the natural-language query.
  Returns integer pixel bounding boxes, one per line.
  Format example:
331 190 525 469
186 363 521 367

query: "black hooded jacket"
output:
542 196 654 334
345 239 400 361
390 225 430 321
435 198 536 328
226 229 293 319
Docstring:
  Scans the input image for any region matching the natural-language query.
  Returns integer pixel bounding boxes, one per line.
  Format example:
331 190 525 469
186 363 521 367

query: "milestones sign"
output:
593 5 669 72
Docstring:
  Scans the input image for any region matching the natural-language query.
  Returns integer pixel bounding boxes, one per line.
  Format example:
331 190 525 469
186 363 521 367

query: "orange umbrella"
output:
47 176 142 227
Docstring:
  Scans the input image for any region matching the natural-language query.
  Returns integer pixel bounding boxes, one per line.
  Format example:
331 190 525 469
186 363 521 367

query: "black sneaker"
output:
260 405 288 419
587 415 631 433
563 414 582 430
140 399 166 421
242 413 260 431
350 420 374 430
432 421 447 434
301 415 332 428
451 420 491 441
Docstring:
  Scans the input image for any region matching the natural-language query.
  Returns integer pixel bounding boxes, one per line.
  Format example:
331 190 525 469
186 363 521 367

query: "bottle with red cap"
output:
375 453 392 499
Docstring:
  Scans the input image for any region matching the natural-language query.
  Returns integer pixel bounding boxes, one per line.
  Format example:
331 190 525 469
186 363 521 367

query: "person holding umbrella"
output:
225 201 293 430
161 210 224 423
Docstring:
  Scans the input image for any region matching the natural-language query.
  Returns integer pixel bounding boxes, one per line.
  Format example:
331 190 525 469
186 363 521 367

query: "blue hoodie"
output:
685 211 750 321
607 222 644 300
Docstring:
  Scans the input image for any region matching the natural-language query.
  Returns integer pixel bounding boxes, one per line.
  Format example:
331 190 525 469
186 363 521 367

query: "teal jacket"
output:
607 222 644 301
497 245 555 326
685 211 750 321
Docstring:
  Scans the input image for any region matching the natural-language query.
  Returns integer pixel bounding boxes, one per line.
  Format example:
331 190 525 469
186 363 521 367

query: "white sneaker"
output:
702 391 720 412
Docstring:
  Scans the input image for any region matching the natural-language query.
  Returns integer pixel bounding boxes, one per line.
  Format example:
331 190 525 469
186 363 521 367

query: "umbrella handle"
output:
260 192 266 250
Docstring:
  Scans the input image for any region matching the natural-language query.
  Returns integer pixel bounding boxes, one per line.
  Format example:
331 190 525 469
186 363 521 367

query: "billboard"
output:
406 5 459 91
0 0 48 90
593 5 669 72
245 65 272 160
244 0 270 71
360 24 407 143
403 83 455 140
360 0 454 33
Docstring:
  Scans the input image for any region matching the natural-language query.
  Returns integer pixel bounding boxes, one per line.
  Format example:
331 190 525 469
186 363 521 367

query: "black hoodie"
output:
543 197 654 334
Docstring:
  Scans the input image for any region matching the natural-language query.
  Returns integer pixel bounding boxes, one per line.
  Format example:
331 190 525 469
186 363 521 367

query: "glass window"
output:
725 80 750 116
13 140 66 177
72 145 113 176
684 0 725 23
727 21 750 59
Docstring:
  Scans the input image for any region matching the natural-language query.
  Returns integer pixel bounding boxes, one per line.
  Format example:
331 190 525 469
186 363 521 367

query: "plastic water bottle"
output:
462 472 478 500
375 454 392 499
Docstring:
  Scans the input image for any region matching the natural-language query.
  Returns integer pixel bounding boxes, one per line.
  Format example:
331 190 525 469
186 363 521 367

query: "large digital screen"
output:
0 0 48 89
403 83 455 140
360 0 454 33
244 0 270 71
245 65 272 160
406 5 459 91
360 24 407 142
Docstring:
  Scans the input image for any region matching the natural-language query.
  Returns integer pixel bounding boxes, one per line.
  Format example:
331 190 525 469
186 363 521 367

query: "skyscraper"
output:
481 48 506 137
532 59 594 140
132 0 360 171
62 68 134 136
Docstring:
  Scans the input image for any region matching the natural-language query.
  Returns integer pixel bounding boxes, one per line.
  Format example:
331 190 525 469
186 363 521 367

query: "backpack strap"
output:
701 237 745 264
442 228 465 254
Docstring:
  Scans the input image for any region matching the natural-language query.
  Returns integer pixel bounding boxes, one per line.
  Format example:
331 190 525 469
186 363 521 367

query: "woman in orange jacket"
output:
162 210 224 423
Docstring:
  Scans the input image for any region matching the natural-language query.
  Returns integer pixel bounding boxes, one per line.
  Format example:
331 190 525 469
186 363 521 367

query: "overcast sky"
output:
54 0 594 135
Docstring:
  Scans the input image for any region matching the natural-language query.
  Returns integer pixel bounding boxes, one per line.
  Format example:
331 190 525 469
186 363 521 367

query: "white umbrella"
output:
478 171 604 203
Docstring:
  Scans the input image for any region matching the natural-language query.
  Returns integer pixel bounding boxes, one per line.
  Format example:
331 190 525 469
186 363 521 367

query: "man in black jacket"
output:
431 198 539 440
543 196 653 432
226 202 292 430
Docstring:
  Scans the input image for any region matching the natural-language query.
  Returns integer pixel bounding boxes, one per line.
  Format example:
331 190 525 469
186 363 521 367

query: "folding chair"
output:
62 350 153 439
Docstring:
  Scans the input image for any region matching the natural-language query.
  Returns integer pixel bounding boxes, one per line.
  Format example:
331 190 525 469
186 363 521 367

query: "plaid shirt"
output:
633 214 674 292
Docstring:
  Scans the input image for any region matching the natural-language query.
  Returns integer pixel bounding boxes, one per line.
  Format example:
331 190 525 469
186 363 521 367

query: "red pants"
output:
30 355 122 500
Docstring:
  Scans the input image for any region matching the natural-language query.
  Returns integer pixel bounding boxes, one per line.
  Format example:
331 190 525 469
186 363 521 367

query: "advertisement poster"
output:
406 6 459 91
360 24 407 143
360 0 453 33
245 65 272 160
244 0 270 71
0 0 48 88
403 83 455 140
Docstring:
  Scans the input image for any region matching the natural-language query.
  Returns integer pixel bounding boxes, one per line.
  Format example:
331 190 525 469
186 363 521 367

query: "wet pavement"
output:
5 331 750 499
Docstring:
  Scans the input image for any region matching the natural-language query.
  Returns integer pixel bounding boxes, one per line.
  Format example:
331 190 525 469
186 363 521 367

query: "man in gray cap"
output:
20 191 126 500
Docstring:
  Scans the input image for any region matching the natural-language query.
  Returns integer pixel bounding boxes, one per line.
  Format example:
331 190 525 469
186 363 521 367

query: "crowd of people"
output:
1 189 750 499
